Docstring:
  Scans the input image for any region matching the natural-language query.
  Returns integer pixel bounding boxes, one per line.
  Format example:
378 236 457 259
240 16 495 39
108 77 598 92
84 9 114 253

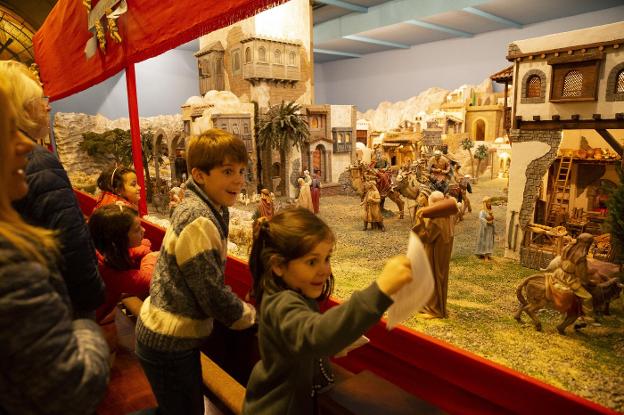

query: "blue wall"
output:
314 6 624 111
50 7 624 118
51 47 199 119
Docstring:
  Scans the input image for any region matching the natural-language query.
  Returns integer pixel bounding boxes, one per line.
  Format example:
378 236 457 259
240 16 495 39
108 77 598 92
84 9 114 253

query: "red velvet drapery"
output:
33 0 286 101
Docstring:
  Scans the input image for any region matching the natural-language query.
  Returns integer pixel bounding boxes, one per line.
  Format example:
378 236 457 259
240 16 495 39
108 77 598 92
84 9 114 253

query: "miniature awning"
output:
490 65 513 84
33 0 286 100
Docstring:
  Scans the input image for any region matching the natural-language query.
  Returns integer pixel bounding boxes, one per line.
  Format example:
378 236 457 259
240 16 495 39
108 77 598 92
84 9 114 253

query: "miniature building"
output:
421 120 443 147
211 114 253 154
503 21 624 267
239 36 301 86
194 0 313 197
180 92 257 192
195 42 225 93
356 119 370 146
304 104 357 184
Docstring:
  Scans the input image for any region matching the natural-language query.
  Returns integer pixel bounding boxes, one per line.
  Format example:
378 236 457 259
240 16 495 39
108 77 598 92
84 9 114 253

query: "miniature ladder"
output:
546 156 573 226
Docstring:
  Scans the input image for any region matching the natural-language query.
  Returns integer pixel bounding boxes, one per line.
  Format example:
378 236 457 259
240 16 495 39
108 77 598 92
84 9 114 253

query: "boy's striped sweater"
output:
136 179 254 351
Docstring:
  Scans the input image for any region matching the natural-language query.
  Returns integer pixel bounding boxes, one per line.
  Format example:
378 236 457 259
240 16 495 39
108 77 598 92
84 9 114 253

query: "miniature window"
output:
245 47 252 63
233 52 241 72
258 47 266 62
232 123 240 135
310 116 318 129
562 70 583 97
605 63 624 101
526 75 541 98
289 51 296 65
274 49 282 64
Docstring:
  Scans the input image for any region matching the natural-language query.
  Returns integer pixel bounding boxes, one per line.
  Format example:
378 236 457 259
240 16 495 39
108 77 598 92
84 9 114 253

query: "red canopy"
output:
34 0 285 215
34 0 285 101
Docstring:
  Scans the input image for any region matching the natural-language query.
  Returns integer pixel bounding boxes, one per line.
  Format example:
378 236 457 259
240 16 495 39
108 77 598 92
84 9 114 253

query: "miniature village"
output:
52 3 624 411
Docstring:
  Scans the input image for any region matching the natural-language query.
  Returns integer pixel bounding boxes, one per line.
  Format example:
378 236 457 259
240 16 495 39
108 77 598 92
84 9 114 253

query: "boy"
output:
136 129 256 415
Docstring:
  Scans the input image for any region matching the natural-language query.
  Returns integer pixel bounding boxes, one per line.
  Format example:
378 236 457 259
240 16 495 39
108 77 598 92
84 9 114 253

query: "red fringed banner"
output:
33 0 286 100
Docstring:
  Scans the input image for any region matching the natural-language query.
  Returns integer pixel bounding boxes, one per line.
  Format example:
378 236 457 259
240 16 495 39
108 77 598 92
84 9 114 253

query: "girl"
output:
243 208 412 415
89 203 157 322
93 165 141 213
475 196 496 260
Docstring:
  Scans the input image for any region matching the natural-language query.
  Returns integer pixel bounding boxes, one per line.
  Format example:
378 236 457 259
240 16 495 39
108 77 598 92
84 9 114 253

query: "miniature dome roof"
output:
185 96 205 106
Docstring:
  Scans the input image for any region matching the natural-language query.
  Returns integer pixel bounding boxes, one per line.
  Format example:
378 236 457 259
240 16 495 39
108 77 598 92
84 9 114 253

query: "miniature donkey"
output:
515 273 622 334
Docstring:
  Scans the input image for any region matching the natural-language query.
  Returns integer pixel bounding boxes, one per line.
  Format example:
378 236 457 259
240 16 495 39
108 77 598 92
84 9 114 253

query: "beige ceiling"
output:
0 0 56 64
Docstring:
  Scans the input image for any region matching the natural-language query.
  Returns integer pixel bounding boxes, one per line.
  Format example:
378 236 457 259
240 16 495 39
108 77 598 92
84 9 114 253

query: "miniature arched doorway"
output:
313 144 328 182
271 162 281 178
474 119 486 141
414 122 421 133
170 134 187 184
154 130 169 194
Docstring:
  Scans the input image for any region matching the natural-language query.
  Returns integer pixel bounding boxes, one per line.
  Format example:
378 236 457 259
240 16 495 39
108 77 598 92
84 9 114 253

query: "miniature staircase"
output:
546 156 573 226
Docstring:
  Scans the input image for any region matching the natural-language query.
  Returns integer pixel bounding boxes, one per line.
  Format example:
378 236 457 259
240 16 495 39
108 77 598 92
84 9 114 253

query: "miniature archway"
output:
169 134 184 182
153 129 169 193
474 119 486 141
271 161 281 178
313 144 328 182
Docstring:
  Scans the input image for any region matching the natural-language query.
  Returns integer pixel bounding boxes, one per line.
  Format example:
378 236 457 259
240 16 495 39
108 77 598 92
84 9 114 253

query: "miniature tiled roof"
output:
490 65 513 83
240 35 301 46
194 41 225 57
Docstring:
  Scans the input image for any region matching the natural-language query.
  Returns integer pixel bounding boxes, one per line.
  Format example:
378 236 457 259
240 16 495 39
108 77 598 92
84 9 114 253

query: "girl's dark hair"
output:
97 165 136 195
249 207 335 307
89 204 139 270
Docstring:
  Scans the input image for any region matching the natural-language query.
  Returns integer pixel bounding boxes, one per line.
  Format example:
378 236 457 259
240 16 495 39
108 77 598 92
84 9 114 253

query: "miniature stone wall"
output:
54 113 183 191
504 129 561 260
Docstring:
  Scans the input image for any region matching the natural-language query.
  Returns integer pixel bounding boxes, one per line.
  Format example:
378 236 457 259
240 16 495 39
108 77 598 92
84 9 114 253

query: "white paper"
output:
386 232 434 329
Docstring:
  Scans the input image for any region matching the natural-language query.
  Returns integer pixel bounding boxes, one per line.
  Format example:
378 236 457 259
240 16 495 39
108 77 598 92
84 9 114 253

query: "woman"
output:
296 177 314 212
0 71 109 414
3 60 104 317
475 196 495 260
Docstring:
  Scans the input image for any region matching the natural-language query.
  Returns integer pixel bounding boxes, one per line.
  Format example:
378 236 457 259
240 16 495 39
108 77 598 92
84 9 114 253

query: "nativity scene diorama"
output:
47 3 624 410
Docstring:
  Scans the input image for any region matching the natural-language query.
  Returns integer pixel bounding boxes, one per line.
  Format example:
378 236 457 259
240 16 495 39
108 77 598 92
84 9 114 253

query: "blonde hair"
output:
187 128 248 173
0 60 45 135
0 68 57 263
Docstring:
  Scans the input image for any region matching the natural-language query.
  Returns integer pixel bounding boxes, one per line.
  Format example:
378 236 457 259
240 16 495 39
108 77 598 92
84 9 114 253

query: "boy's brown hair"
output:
187 128 248 173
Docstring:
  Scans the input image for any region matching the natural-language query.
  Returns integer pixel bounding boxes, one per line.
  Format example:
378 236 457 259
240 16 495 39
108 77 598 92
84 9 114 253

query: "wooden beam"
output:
517 119 624 130
596 129 623 157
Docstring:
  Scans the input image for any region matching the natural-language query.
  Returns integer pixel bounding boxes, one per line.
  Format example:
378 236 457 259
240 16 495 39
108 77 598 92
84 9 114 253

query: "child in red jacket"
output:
89 203 157 322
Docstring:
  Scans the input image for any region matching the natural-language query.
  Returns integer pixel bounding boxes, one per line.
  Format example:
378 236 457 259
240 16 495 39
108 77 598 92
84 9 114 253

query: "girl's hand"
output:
376 255 412 296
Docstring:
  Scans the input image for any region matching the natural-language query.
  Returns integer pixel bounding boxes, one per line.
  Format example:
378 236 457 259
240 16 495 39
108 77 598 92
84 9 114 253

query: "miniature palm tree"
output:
257 101 310 198
461 137 475 177
474 144 489 180
606 166 624 270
